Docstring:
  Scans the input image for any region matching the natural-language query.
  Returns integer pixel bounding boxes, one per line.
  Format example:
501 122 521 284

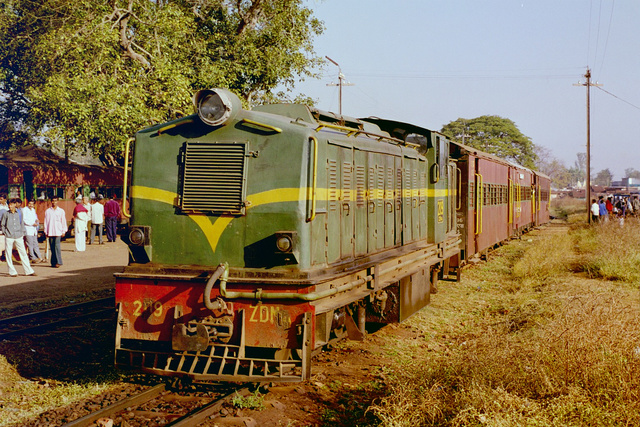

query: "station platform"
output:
0 238 128 310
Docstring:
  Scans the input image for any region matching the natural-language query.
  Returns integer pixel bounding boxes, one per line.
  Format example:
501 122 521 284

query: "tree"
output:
441 115 537 169
624 168 640 180
534 145 571 189
0 0 324 163
564 153 586 187
0 120 32 151
593 168 613 186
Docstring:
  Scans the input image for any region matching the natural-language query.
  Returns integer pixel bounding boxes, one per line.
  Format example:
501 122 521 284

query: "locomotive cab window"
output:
406 133 428 148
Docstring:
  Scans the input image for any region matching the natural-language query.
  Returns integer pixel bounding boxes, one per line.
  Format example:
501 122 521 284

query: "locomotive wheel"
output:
431 267 439 294
332 326 348 340
274 348 292 361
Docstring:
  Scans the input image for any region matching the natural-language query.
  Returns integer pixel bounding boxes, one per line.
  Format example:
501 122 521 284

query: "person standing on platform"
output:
83 196 92 243
104 195 121 242
22 200 43 262
90 196 105 244
0 194 8 262
44 196 67 268
0 198 35 277
73 197 89 252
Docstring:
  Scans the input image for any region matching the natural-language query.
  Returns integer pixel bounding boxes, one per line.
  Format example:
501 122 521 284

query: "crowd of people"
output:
0 193 121 277
590 194 640 225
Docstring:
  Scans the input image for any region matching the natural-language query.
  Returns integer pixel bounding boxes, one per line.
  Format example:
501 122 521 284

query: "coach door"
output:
326 141 356 262
367 152 385 253
340 146 355 259
382 155 396 248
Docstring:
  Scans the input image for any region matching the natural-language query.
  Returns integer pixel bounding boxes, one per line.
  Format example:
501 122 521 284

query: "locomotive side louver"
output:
181 141 247 214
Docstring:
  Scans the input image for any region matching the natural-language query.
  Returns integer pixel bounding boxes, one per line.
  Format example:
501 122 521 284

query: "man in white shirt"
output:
22 199 43 262
590 199 600 223
44 196 68 268
90 196 105 245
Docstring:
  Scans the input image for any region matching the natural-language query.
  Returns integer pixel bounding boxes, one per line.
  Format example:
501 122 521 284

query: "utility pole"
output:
325 56 354 115
574 67 601 224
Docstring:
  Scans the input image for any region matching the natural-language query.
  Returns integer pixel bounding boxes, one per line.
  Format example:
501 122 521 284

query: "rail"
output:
62 384 251 427
0 297 115 340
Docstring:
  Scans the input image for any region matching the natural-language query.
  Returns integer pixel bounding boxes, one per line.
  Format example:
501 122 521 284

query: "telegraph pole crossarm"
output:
325 56 354 116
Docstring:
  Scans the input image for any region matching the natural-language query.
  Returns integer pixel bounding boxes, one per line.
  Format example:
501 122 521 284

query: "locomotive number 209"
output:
132 300 163 318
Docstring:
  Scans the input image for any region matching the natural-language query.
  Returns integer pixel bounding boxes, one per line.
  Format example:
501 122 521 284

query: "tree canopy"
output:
624 168 640 180
441 115 537 169
593 168 613 187
0 0 323 163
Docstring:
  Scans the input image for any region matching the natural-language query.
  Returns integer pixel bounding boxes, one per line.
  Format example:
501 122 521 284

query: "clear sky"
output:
294 0 640 181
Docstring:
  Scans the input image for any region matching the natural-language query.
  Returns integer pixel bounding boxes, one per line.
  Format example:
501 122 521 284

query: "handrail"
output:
456 167 462 210
307 137 318 222
157 118 194 135
475 173 483 235
508 178 513 224
315 122 414 147
479 174 483 234
516 183 522 218
241 118 282 133
122 137 134 219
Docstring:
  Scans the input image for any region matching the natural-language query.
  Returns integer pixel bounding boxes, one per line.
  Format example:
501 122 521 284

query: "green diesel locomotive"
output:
115 88 461 382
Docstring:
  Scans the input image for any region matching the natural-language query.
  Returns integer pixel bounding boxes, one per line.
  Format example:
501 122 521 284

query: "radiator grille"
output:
181 142 247 214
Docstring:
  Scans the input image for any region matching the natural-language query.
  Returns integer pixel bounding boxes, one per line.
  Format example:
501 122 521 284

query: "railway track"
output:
0 296 115 340
62 383 253 426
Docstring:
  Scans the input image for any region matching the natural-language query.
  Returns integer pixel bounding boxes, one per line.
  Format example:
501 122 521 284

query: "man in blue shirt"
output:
598 197 608 222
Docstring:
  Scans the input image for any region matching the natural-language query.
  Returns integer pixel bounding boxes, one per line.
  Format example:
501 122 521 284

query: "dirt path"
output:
0 238 128 311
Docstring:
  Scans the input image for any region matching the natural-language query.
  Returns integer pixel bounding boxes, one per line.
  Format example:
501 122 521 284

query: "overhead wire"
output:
595 86 640 111
596 0 615 76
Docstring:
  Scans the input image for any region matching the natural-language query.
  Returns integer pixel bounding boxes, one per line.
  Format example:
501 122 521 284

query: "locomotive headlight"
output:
276 235 293 253
193 88 242 127
274 231 296 254
128 226 150 246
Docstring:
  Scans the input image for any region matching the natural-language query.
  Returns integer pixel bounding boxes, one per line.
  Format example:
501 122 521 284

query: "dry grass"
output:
369 223 640 426
551 197 586 222
572 218 640 283
0 355 112 426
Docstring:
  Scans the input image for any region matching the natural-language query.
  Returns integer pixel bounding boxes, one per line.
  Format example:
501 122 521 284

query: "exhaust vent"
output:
181 141 247 214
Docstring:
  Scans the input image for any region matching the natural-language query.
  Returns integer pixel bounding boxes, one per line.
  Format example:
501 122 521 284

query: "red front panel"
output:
115 277 314 349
